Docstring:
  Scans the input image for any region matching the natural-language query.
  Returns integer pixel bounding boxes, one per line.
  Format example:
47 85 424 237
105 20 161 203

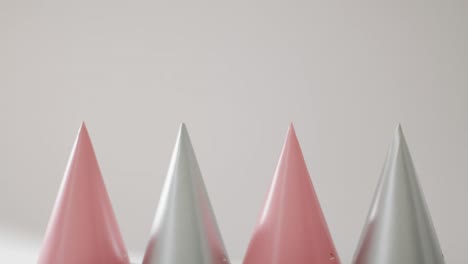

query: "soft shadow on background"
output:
1 1 467 262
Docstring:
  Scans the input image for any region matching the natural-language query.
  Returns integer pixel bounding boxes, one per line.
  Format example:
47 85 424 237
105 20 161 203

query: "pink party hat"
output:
38 123 130 264
243 124 340 264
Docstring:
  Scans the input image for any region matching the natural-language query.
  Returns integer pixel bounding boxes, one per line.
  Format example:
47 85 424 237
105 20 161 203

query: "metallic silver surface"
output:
142 124 230 264
353 125 445 264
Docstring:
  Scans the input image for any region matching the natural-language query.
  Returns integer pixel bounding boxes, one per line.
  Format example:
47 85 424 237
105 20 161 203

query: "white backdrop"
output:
1 1 467 263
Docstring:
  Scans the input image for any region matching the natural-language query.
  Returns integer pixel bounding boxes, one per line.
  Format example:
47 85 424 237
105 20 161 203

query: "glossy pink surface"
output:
38 123 130 264
243 124 340 264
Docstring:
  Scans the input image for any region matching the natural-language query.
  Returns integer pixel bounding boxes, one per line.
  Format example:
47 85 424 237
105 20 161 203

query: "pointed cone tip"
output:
287 122 297 136
76 121 93 146
393 123 407 147
285 122 300 147
79 121 88 132
396 123 403 135
77 121 91 138
178 123 190 141
288 122 296 133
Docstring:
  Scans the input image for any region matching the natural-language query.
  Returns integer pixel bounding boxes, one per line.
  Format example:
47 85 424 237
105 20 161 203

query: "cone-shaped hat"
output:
38 123 130 264
142 124 230 264
353 125 445 264
243 124 340 264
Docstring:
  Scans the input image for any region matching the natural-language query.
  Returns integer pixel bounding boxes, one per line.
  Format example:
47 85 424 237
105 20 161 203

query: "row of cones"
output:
38 123 445 264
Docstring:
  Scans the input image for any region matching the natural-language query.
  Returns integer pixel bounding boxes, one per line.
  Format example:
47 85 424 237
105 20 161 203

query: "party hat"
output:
142 124 230 264
243 124 340 264
353 125 445 264
38 123 130 264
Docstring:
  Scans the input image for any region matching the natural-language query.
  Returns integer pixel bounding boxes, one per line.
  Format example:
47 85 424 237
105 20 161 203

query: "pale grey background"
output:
1 0 467 263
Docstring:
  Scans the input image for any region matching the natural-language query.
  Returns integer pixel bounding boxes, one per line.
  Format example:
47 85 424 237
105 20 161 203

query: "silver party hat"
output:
142 124 230 264
353 125 445 264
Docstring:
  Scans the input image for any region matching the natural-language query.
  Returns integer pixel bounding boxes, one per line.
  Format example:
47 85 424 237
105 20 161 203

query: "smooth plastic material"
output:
243 124 340 264
38 123 130 264
142 124 230 264
353 125 445 264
